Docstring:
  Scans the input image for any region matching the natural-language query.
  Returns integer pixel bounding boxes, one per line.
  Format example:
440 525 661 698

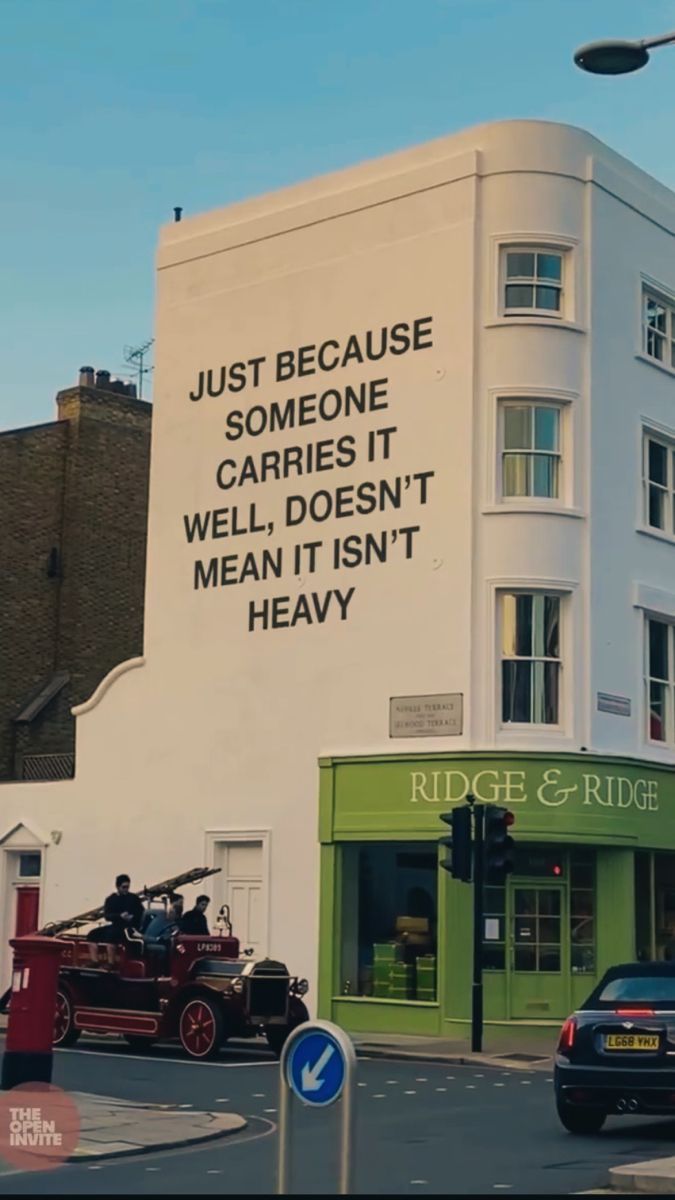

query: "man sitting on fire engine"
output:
141 894 184 968
89 874 144 943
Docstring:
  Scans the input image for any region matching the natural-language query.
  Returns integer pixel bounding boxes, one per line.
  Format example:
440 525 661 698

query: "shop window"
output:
633 851 675 962
656 853 675 960
340 843 438 1002
570 851 595 974
635 851 654 962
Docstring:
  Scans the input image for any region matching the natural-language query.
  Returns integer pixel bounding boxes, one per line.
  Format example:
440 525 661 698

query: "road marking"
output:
372 1093 386 1099
207 1170 222 1174
178 1103 192 1108
493 1186 513 1190
435 1087 447 1092
493 1083 505 1087
410 1181 429 1186
473 1073 484 1078
386 1079 399 1084
415 1077 428 1082
253 1093 266 1098
145 1167 161 1172
216 1098 230 1103
520 1081 532 1085
446 1075 455 1080
465 1085 476 1089
358 1082 367 1087
264 1108 277 1114
404 1090 416 1095
55 1046 276 1069
88 1166 104 1170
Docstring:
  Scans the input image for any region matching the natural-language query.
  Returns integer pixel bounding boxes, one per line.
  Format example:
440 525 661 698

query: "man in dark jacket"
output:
180 895 211 935
92 874 144 942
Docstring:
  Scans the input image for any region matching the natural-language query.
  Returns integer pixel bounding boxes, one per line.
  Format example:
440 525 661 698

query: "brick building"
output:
0 368 151 781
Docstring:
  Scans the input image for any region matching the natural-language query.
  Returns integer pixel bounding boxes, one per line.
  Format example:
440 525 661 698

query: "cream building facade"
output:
3 120 675 1035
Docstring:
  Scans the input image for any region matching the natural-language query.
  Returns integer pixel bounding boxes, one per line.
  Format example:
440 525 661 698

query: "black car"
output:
555 962 675 1134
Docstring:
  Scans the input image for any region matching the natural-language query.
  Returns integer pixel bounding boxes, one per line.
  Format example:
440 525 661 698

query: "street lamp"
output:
574 30 675 75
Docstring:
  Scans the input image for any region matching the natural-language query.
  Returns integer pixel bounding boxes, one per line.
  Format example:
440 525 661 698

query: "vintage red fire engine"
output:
42 868 309 1060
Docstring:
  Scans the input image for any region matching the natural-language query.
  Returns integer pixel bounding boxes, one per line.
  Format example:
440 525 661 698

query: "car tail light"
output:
615 1008 655 1017
557 1016 576 1053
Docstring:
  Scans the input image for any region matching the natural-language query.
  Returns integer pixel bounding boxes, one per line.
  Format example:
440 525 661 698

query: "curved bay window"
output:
340 843 438 1002
501 592 561 725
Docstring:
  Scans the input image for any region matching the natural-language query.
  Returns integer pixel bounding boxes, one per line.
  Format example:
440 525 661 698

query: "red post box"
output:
1 936 66 1090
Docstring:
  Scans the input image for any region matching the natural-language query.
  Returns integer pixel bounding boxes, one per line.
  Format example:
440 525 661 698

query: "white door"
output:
222 841 265 957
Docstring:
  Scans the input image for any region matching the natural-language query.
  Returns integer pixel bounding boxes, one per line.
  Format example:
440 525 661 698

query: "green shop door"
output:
508 882 568 1019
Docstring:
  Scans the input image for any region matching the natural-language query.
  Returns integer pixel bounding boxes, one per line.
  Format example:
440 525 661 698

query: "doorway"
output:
508 882 566 1018
206 831 269 957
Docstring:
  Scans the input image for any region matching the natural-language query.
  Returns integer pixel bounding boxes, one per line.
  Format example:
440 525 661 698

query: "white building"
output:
3 120 675 1038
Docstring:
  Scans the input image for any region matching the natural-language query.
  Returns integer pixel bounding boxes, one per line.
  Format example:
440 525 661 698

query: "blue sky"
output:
2 0 674 429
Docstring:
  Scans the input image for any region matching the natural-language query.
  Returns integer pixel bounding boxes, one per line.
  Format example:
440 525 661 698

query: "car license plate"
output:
604 1033 660 1051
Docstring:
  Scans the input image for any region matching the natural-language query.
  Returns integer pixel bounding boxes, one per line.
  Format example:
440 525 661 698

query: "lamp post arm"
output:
642 30 675 51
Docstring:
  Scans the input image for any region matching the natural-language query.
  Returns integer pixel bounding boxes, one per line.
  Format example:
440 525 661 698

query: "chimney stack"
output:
79 365 95 387
95 369 111 389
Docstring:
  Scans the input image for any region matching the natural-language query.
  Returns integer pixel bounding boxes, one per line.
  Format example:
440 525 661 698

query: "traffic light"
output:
439 805 473 882
484 806 515 883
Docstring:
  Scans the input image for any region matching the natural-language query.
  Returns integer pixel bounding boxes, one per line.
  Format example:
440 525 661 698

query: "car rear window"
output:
598 976 675 1004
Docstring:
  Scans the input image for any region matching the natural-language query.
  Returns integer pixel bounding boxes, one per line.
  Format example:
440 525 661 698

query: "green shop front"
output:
317 753 675 1039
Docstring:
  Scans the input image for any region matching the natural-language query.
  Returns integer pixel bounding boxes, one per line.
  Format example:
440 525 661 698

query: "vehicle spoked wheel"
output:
54 988 80 1047
179 996 223 1060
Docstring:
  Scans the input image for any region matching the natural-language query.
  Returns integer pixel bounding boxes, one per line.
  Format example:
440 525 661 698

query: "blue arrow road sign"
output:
286 1027 346 1107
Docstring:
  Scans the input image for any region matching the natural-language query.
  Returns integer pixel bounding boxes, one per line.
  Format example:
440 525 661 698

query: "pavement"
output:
66 1092 246 1162
604 1157 675 1193
350 1025 558 1070
0 1091 246 1171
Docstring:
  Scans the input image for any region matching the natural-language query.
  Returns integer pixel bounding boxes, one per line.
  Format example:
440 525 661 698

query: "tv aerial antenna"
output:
122 338 154 399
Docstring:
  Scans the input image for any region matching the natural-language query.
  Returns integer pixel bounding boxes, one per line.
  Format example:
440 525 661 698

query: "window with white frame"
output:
501 592 561 725
502 248 564 317
500 402 562 499
643 431 675 535
646 617 675 745
643 290 675 368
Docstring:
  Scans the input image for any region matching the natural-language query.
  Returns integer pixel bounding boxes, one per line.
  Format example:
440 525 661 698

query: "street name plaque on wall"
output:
389 693 463 738
597 692 632 717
